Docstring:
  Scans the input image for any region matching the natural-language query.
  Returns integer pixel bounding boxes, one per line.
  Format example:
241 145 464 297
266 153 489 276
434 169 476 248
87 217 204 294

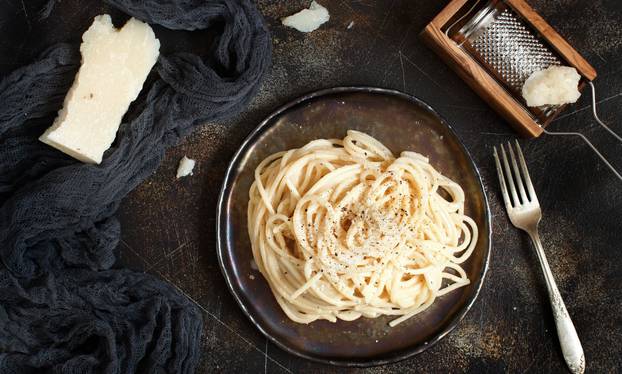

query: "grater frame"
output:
420 0 597 137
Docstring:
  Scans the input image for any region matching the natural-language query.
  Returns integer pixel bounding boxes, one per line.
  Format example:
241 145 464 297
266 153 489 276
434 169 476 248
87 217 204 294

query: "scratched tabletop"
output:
1 0 621 372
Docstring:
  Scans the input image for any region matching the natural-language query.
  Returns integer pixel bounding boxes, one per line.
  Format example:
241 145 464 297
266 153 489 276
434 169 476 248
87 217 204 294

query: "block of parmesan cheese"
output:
39 14 160 164
522 66 581 107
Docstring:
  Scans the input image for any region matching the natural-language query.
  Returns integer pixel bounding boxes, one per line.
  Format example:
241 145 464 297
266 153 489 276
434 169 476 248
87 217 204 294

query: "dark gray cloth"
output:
0 0 271 372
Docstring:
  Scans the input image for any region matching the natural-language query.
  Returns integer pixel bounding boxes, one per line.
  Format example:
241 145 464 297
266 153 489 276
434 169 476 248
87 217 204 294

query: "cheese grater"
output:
455 2 563 122
421 0 621 180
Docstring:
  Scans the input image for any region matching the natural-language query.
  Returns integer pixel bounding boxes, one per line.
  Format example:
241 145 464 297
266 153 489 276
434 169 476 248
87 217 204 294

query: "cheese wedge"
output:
40 14 160 164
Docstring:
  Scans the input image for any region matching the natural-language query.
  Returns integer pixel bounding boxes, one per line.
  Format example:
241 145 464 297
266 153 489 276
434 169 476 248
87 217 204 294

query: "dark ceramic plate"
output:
216 87 491 366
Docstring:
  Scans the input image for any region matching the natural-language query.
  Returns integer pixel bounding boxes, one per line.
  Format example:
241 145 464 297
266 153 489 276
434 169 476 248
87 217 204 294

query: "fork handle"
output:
528 230 585 374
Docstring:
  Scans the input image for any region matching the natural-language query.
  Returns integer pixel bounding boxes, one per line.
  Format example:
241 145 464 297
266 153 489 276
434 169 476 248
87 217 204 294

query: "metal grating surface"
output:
471 9 561 91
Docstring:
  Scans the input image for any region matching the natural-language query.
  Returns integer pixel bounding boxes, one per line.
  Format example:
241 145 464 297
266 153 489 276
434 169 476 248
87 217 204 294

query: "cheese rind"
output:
39 14 160 164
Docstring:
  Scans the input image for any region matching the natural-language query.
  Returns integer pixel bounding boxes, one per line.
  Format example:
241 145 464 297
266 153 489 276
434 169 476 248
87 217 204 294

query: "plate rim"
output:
216 86 491 367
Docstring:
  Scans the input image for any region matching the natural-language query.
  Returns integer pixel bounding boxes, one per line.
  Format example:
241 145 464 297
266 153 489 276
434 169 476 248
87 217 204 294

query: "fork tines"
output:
493 141 538 209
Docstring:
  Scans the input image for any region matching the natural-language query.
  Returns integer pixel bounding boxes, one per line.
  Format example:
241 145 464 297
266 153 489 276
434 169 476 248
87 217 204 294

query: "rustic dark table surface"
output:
1 0 621 372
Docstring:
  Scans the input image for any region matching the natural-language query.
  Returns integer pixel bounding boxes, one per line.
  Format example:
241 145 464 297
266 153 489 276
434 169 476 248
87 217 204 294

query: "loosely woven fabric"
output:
0 0 271 372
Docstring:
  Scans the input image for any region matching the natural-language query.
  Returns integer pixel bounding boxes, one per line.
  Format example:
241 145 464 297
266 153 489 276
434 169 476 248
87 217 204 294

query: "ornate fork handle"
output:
527 229 585 374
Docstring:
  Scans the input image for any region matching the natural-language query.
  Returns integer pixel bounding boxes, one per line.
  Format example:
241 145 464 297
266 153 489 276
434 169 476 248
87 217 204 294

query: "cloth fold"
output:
0 0 271 372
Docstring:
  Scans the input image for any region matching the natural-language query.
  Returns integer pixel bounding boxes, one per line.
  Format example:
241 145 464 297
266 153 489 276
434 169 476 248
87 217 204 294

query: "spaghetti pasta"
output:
247 130 477 326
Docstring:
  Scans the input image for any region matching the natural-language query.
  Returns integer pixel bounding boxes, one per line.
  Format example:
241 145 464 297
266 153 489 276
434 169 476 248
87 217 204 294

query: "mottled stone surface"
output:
1 0 621 372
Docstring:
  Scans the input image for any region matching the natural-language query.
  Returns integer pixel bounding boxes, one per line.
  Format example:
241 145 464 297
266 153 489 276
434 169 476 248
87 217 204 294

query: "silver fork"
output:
493 141 585 374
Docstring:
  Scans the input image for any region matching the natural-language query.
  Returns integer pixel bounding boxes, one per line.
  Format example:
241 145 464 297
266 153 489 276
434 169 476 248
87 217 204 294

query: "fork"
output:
493 141 585 374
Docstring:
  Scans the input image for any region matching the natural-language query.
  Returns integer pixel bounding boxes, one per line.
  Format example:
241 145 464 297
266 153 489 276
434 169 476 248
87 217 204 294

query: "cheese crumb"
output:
282 1 330 33
176 156 195 179
522 66 581 107
39 15 160 164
